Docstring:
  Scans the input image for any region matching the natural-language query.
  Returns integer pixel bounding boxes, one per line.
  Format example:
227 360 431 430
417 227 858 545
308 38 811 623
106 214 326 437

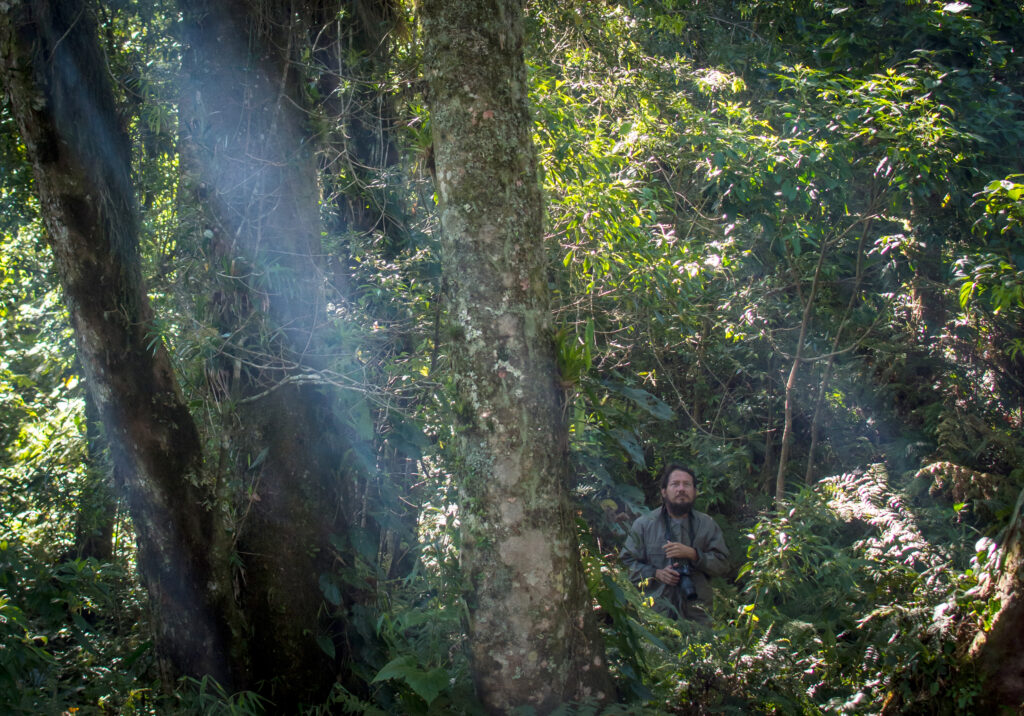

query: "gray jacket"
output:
620 506 730 621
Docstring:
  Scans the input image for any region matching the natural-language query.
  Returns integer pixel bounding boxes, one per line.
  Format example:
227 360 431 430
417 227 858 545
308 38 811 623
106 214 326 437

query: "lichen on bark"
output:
421 0 611 711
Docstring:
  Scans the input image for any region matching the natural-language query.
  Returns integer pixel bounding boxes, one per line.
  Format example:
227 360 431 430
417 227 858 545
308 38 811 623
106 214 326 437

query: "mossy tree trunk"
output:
970 488 1024 709
420 0 611 711
3 0 366 705
0 0 238 686
178 0 361 705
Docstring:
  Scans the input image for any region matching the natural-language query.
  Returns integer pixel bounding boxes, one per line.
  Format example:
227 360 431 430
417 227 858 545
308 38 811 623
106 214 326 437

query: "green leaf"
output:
349 525 378 563
610 428 645 468
390 416 430 460
316 634 336 659
121 639 153 670
319 573 342 606
612 384 675 420
404 667 449 705
584 318 595 371
959 280 975 308
69 612 100 655
373 655 417 683
247 447 268 470
372 655 449 705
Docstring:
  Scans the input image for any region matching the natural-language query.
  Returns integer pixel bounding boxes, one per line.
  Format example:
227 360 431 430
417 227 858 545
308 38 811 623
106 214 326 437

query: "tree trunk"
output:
804 230 869 485
802 359 833 485
969 487 1024 709
775 242 829 505
421 0 611 711
0 0 238 686
177 0 360 704
308 0 426 582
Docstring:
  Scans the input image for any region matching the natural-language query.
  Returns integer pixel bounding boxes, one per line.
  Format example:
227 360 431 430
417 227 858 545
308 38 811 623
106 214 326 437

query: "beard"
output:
664 497 693 517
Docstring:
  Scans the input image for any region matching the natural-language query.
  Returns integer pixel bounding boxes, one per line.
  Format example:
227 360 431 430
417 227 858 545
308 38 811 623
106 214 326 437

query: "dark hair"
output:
659 463 697 490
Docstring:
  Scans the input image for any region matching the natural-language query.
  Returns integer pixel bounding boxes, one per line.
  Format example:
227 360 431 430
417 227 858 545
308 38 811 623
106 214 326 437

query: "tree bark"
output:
0 0 237 686
177 0 360 704
969 486 1024 710
776 243 828 504
421 0 611 711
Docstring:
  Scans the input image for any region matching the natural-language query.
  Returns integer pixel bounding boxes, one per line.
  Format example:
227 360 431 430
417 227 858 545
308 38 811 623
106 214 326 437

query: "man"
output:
620 463 730 624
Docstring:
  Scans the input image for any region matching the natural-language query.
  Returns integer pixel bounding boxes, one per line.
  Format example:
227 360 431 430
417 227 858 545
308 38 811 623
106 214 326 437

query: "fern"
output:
715 463 986 712
824 464 947 576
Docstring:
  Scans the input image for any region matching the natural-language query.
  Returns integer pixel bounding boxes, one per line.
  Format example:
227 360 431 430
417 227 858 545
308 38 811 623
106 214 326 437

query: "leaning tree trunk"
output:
969 487 1024 709
178 0 363 704
0 0 238 687
421 0 611 711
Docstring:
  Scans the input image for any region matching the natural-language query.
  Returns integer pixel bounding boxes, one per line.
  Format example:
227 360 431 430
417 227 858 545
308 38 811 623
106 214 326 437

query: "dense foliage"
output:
1 0 1022 713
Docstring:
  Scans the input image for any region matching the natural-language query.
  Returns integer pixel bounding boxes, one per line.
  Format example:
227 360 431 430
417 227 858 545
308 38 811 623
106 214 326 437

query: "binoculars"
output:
673 560 698 601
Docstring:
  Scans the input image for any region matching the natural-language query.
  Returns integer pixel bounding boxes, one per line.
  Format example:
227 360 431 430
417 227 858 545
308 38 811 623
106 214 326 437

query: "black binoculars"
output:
673 560 698 600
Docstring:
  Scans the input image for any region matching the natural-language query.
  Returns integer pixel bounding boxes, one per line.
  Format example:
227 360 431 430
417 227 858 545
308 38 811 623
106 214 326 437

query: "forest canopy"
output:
1 0 1023 713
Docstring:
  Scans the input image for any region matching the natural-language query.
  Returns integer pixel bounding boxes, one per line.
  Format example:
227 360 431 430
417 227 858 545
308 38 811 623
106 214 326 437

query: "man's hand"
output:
663 541 697 561
654 566 681 586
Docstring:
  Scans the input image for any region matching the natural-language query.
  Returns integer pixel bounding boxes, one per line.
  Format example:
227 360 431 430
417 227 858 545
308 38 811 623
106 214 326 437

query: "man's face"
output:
661 469 696 514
